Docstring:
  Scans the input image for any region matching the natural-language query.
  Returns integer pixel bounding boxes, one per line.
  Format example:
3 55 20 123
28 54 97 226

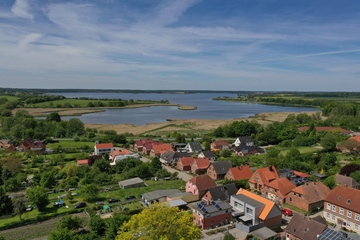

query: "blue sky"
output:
0 0 359 91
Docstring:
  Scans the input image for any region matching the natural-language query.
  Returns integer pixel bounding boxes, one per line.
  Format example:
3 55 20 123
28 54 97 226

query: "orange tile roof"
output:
152 143 173 155
291 182 329 204
212 140 229 147
193 158 211 169
325 185 360 213
266 178 296 198
236 188 276 220
249 166 279 184
77 159 89 165
179 157 195 167
293 171 310 178
95 143 114 149
188 175 217 191
227 166 253 180
349 136 360 143
110 149 131 159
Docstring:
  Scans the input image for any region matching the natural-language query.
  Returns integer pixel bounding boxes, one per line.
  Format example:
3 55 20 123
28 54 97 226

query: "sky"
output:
0 0 360 91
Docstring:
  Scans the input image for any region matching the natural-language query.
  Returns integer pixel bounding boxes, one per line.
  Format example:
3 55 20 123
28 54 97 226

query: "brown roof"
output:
226 166 253 180
298 126 351 134
110 149 131 159
179 157 195 167
193 158 211 169
266 178 296 198
188 175 217 191
349 136 360 143
249 166 279 185
325 185 360 213
286 213 327 240
291 182 329 204
335 174 359 188
212 140 229 147
77 159 89 165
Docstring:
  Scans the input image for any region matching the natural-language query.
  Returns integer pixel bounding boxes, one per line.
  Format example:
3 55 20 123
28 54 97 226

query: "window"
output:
355 224 359 231
327 203 331 210
327 213 330 219
355 214 360 221
346 221 351 227
348 211 352 218
332 205 336 212
246 207 253 215
332 215 335 222
340 208 344 215
289 197 292 202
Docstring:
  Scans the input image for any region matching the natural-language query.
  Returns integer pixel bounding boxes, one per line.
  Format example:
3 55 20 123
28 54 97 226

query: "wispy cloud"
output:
11 0 34 20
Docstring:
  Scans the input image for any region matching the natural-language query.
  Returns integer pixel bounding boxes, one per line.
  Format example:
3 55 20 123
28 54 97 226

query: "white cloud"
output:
18 33 42 48
11 0 34 20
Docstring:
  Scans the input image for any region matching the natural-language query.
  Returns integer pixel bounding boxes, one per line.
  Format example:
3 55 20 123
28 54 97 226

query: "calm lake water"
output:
50 92 317 125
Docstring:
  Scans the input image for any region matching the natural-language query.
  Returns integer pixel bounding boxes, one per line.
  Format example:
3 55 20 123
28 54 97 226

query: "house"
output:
109 149 132 161
262 178 296 204
198 150 216 162
207 161 232 180
185 142 203 153
141 189 183 205
202 183 238 204
94 142 114 155
285 213 327 240
191 158 211 174
118 177 146 189
160 151 191 165
248 166 279 192
335 174 360 190
298 126 351 135
149 143 173 158
286 181 330 212
324 185 360 233
18 138 46 153
233 136 254 147
190 200 233 230
176 157 195 171
186 175 217 199
142 141 158 155
133 139 153 151
230 188 282 232
211 140 230 151
77 159 90 166
225 166 253 181
234 145 264 157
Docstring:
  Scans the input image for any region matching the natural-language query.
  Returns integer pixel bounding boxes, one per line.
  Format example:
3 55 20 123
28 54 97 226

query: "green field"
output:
47 140 95 149
279 146 320 156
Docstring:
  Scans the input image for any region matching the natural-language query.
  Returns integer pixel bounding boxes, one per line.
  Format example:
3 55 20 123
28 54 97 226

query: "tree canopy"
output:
116 204 202 240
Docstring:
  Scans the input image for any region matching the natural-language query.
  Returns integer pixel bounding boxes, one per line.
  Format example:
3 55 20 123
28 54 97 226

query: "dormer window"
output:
338 196 342 200
347 199 351 204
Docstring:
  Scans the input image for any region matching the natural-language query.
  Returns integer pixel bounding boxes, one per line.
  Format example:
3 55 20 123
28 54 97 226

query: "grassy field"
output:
0 95 20 102
47 140 95 149
279 146 321 156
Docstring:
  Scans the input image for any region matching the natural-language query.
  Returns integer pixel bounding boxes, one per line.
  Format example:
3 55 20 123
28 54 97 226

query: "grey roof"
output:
190 200 232 216
161 151 191 163
201 150 216 158
235 145 264 153
207 183 238 201
211 161 232 175
118 177 144 187
168 199 188 207
251 227 278 240
286 213 327 240
237 136 254 143
142 189 182 201
187 142 203 152
232 194 264 208
335 174 360 188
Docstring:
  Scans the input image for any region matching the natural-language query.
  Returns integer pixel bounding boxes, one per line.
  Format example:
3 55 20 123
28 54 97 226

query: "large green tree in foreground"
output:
117 204 201 240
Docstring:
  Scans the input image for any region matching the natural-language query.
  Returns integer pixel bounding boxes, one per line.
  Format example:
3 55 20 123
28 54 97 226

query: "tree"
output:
150 157 162 175
320 135 337 152
89 215 106 236
323 175 336 189
26 186 49 211
66 190 73 201
339 163 360 176
80 184 100 202
57 215 83 231
48 228 79 240
221 150 232 158
223 232 236 240
350 170 360 184
46 112 61 122
105 213 131 240
0 187 13 216
12 197 26 220
40 171 57 188
117 204 201 240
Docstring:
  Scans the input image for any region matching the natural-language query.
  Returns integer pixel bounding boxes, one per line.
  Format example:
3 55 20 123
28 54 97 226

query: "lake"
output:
50 92 318 125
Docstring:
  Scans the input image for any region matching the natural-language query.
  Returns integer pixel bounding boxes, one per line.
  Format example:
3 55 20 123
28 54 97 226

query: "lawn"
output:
279 146 320 156
47 140 95 149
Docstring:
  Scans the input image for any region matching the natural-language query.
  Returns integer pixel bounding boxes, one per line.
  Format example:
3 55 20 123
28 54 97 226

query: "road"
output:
140 156 193 182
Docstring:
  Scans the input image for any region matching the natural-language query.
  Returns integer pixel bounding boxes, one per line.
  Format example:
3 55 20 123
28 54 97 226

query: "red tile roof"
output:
325 185 360 213
249 166 279 185
293 171 310 178
193 158 211 169
266 178 296 198
349 136 360 143
110 149 131 159
188 175 217 191
212 140 229 147
179 157 195 167
77 159 89 165
95 143 114 149
226 166 253 180
152 143 173 155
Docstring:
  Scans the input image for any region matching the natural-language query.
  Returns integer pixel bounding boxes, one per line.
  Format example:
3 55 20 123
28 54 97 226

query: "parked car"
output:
26 205 33 212
282 208 293 216
108 198 120 203
74 202 87 209
125 195 136 201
